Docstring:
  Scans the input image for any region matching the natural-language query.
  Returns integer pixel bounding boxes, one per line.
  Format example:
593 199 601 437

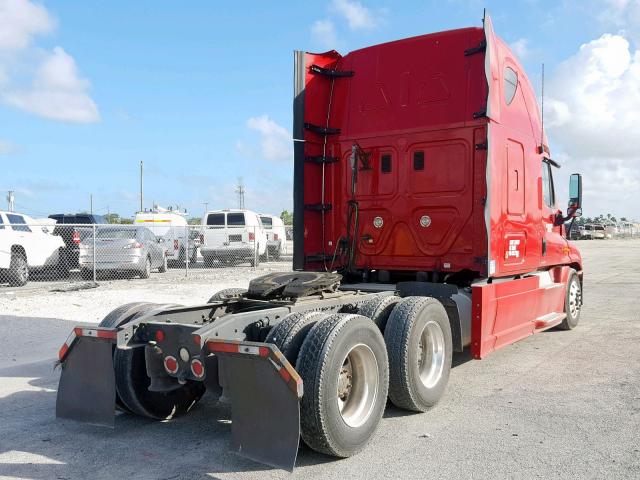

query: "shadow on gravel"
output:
0 358 355 479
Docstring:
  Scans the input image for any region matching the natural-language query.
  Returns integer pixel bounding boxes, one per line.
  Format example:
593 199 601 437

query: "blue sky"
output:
1 0 638 219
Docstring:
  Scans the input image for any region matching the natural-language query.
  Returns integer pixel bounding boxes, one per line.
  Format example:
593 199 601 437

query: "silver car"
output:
79 226 167 279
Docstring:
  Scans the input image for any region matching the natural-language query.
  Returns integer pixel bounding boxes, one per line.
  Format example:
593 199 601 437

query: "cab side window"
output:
0 215 4 230
7 214 31 232
541 161 555 208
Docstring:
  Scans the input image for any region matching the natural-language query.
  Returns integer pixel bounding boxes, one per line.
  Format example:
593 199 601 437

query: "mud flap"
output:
208 341 303 472
56 330 117 427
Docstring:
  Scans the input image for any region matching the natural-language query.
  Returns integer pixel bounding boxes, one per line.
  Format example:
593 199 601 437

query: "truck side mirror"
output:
568 173 582 217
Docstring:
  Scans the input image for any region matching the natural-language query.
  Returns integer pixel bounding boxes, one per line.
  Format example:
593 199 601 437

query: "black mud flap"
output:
208 341 303 472
56 332 117 427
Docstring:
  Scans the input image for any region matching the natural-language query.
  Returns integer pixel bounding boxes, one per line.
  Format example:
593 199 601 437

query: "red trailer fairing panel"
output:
295 28 489 275
294 15 582 279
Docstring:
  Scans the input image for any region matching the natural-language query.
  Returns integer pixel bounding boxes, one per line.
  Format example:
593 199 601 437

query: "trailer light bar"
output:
58 327 117 361
206 340 303 398
208 341 269 357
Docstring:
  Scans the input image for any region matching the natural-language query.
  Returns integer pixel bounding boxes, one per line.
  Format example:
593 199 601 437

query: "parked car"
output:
200 209 267 267
78 226 167 279
593 224 606 239
259 214 287 259
48 213 108 273
134 207 197 267
0 211 65 286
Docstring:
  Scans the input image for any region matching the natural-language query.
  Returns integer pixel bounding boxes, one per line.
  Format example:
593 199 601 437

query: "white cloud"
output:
0 0 99 123
3 47 99 123
311 19 339 49
546 33 640 217
245 114 292 162
510 38 529 60
331 0 377 29
0 0 54 52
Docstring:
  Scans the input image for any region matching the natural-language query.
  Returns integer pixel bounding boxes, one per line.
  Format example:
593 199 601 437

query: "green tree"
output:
280 210 293 225
187 217 201 225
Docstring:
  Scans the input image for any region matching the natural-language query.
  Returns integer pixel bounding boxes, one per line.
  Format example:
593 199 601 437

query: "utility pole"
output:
90 194 93 214
6 190 15 212
235 178 245 210
140 161 144 212
203 202 209 214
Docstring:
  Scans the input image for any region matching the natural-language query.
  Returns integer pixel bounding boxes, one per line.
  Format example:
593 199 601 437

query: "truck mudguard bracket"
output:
303 122 341 136
309 64 354 77
304 203 332 212
464 39 486 56
304 155 339 164
206 340 302 471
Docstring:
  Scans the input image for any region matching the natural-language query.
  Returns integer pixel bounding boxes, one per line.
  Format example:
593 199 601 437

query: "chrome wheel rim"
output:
417 321 446 389
569 279 581 318
337 344 379 428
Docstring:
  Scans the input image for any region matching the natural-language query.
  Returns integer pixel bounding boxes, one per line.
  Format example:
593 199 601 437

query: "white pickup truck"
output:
0 211 65 286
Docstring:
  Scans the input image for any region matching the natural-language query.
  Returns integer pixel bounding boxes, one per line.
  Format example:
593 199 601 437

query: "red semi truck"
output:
55 14 583 471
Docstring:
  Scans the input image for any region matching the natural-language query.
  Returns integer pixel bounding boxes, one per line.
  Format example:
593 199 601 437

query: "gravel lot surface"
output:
0 240 638 479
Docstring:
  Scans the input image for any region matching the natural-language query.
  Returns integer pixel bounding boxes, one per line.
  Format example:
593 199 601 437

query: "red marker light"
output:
190 359 204 378
164 356 178 374
155 330 165 342
193 334 201 347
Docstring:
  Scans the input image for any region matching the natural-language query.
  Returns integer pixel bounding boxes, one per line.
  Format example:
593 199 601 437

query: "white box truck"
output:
134 207 197 266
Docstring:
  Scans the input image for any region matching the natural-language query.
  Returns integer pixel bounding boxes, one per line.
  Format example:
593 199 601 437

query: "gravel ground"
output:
0 240 638 479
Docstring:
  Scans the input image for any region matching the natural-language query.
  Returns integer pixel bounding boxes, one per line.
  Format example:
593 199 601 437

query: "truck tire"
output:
384 296 452 412
99 302 158 413
357 295 401 332
80 268 93 281
8 251 28 287
105 303 205 419
207 287 247 303
558 270 582 330
296 313 389 457
264 311 326 365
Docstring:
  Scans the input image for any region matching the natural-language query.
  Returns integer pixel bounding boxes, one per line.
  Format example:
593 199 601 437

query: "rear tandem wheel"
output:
99 302 206 419
296 313 389 457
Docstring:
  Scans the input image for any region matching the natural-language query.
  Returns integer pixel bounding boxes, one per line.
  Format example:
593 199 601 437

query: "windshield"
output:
260 216 273 228
95 228 137 239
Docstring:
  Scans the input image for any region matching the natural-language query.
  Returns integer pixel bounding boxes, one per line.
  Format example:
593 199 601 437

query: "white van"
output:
200 209 266 266
134 207 197 266
259 214 287 259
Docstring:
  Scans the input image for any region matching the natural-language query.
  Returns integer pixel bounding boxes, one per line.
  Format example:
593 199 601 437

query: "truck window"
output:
0 215 3 229
381 154 392 173
7 214 31 232
541 161 555 208
504 67 518 105
207 213 225 226
227 213 245 226
413 151 424 171
260 216 273 228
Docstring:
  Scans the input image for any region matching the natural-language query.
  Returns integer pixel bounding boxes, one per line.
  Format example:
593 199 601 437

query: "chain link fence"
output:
0 222 292 289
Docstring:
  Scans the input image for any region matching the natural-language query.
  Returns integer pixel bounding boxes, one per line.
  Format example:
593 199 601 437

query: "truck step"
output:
534 312 566 331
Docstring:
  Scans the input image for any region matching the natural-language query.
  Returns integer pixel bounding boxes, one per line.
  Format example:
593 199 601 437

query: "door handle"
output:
542 237 547 256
